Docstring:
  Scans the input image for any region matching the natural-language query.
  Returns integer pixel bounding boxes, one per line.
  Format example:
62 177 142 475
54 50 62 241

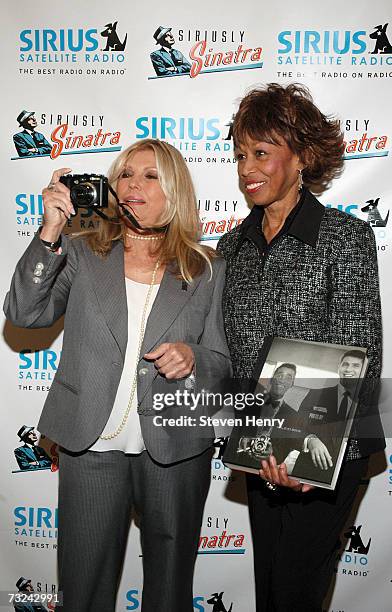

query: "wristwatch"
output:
38 227 62 252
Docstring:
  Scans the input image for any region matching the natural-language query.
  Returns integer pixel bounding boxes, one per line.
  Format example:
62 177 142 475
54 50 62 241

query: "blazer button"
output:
32 277 41 284
35 262 44 270
138 367 148 377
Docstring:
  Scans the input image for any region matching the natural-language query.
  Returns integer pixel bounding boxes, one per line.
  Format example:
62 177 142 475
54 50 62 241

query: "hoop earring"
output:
298 169 303 191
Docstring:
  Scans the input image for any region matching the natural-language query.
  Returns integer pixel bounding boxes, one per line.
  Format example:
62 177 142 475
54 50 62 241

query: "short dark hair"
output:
274 363 297 377
340 350 365 363
233 83 344 194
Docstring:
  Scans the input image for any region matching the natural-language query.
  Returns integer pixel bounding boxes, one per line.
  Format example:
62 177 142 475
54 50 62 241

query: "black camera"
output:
59 174 108 211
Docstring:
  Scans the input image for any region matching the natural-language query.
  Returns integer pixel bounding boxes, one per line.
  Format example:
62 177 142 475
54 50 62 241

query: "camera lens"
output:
70 182 97 207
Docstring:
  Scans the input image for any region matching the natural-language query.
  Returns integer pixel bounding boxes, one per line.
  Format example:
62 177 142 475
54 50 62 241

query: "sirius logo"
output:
19 22 127 64
19 29 99 53
193 591 234 612
15 193 97 230
369 24 392 54
336 524 371 576
125 590 140 610
135 116 222 141
125 591 230 610
18 349 60 382
16 194 44 216
134 117 234 159
14 506 58 538
277 26 392 69
278 30 367 55
361 198 389 227
16 194 44 227
19 24 127 53
325 197 390 229
212 437 228 460
344 525 371 556
325 203 359 217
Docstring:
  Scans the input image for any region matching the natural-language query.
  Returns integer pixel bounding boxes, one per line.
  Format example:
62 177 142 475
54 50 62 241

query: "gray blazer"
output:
4 234 231 463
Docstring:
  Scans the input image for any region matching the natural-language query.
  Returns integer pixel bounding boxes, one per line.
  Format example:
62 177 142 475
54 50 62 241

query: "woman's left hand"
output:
260 455 315 493
144 342 195 379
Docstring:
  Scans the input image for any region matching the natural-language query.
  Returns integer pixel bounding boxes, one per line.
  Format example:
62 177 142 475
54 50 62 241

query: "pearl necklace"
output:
99 258 161 440
125 232 164 241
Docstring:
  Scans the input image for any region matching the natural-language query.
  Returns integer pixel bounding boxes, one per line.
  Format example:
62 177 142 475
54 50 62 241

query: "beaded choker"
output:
125 232 164 241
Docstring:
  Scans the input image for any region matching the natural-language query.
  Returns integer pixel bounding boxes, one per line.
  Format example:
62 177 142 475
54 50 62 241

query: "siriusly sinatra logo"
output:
198 516 245 555
148 25 262 79
19 21 127 64
11 109 122 160
12 425 59 474
277 24 392 67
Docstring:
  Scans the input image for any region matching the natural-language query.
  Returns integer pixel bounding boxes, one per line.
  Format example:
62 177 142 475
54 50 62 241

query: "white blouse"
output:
90 277 160 454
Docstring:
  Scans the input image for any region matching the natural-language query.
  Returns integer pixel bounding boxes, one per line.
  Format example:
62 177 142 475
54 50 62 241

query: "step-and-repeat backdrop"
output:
1 2 391 610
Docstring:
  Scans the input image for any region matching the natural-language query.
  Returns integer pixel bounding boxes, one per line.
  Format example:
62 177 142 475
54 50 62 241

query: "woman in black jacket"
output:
218 83 383 612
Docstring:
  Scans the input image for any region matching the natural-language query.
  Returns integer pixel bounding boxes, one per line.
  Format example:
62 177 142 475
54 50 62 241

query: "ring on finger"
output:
265 480 278 492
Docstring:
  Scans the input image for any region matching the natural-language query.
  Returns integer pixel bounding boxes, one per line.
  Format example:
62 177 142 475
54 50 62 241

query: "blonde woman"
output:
4 139 231 612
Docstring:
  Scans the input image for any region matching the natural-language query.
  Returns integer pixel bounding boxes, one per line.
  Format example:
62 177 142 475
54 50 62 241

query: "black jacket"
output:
217 189 384 457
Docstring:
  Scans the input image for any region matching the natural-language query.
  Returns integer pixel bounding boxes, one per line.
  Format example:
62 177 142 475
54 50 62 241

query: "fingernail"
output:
71 208 76 215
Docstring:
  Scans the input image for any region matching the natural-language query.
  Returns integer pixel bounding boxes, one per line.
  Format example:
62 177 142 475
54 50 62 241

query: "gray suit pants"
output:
57 447 212 612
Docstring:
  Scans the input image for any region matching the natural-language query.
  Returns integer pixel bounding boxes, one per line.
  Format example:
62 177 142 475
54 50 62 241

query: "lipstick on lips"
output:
244 181 266 194
124 197 145 205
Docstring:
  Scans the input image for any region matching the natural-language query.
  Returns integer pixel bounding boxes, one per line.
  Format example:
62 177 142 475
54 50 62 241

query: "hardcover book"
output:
223 337 369 490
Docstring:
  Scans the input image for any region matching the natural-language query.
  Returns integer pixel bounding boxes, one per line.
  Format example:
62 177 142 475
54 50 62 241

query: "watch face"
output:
39 232 61 250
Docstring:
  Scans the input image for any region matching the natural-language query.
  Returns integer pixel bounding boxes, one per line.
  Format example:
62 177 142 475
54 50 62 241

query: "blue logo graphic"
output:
277 26 392 69
136 116 222 141
388 453 392 486
18 349 60 382
13 426 52 473
19 23 127 65
278 31 367 55
14 506 58 538
125 590 234 611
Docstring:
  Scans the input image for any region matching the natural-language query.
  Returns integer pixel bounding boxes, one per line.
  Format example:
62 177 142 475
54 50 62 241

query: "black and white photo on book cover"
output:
223 337 368 490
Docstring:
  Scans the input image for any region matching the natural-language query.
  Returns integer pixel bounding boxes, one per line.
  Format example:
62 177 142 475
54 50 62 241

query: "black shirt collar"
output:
237 187 325 253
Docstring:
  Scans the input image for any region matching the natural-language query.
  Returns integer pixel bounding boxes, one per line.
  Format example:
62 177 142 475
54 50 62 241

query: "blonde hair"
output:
83 139 216 282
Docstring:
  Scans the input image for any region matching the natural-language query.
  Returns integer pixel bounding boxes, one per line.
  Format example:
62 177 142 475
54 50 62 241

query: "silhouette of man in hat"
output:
14 426 52 471
150 26 191 76
13 111 51 157
14 577 48 611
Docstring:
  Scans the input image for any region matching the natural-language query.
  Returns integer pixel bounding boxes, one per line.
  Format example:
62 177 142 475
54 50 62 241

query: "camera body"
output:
59 174 108 211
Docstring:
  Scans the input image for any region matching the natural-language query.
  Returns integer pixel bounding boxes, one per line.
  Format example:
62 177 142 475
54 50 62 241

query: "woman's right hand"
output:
41 168 74 242
260 455 315 493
